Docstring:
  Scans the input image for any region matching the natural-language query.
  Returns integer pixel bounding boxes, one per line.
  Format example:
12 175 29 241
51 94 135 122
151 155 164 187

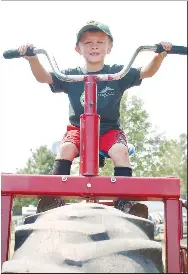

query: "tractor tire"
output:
2 202 163 273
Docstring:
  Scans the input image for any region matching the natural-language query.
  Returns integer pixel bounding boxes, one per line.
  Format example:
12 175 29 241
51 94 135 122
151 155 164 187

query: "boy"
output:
18 20 172 214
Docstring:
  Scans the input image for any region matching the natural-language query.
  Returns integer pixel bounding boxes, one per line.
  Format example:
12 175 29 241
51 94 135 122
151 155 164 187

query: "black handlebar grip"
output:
3 47 36 59
155 44 187 55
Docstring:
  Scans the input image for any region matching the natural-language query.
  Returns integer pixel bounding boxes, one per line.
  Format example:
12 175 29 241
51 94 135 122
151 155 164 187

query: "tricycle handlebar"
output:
34 45 157 82
3 44 187 82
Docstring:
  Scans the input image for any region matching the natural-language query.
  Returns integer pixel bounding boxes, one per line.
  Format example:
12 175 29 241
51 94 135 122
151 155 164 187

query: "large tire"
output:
2 203 163 273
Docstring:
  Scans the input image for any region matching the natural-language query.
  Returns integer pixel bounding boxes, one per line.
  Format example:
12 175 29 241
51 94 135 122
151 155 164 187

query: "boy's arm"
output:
140 41 172 79
28 56 68 93
140 52 167 79
18 44 53 84
28 56 53 84
17 44 68 94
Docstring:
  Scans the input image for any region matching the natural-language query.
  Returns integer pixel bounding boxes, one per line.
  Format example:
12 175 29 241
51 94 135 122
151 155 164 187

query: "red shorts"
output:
62 125 128 155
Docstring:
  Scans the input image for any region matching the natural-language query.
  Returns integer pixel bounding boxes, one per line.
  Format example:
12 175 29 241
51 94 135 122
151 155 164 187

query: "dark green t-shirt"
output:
49 64 142 135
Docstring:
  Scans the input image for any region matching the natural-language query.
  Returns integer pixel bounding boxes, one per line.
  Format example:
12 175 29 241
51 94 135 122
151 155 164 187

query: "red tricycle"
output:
2 43 187 273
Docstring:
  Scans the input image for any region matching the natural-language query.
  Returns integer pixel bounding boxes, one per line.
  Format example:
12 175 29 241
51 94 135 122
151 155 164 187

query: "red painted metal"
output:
80 76 100 176
1 174 180 199
164 199 181 273
1 195 13 265
80 114 100 176
84 76 97 113
179 200 184 240
1 177 182 273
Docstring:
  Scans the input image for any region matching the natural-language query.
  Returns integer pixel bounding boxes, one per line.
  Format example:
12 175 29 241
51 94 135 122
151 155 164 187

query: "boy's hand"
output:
158 41 172 57
18 44 38 61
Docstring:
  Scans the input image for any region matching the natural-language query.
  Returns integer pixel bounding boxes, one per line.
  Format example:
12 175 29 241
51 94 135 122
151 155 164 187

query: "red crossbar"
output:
1 173 182 273
2 174 180 199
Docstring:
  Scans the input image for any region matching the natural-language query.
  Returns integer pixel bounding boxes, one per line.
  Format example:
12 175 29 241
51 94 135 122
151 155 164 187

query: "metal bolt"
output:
62 176 67 182
111 177 116 183
89 101 94 106
87 183 92 188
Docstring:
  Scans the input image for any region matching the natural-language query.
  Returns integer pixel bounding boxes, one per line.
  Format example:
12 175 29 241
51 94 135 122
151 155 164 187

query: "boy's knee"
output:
108 143 130 167
108 143 129 158
57 142 79 161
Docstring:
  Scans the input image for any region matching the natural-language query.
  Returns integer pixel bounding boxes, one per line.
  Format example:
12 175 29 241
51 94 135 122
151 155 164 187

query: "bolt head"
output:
111 177 116 183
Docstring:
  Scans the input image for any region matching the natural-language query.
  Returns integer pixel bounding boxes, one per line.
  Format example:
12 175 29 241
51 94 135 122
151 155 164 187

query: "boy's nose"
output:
91 44 98 50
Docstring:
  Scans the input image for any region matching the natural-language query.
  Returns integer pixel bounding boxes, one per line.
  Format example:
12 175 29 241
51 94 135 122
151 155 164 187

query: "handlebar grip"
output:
155 44 187 55
3 48 36 59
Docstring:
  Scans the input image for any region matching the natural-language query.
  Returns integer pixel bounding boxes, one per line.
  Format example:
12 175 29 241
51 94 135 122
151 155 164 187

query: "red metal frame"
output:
80 76 100 176
1 76 183 273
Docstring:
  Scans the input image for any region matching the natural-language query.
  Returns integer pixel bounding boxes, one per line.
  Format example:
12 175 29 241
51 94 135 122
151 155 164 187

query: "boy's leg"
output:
100 130 148 218
36 125 80 213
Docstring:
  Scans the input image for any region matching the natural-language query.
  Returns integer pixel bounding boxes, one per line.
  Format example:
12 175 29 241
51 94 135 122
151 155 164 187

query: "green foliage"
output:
100 94 187 195
17 146 55 175
14 146 80 214
13 146 55 214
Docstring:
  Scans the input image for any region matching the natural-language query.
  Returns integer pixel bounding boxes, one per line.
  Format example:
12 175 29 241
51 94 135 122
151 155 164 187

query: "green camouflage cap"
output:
76 20 113 44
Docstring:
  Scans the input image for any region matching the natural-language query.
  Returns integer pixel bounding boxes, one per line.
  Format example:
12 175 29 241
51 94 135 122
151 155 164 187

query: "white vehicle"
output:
144 201 187 240
21 204 37 217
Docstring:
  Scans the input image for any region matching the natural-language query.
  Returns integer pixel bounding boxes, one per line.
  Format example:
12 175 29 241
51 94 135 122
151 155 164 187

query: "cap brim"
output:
76 25 111 44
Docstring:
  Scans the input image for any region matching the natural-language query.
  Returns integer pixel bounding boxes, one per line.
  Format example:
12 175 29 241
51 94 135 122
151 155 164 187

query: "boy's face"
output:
75 31 113 64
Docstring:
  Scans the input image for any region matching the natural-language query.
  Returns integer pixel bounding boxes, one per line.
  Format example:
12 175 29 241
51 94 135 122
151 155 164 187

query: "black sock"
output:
37 159 72 213
114 167 132 177
52 159 72 175
114 167 133 211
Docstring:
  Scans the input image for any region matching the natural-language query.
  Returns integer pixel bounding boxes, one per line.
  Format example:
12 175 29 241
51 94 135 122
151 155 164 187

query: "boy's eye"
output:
84 41 104 45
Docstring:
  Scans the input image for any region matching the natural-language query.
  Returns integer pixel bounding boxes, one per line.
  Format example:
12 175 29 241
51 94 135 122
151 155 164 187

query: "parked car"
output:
142 201 187 240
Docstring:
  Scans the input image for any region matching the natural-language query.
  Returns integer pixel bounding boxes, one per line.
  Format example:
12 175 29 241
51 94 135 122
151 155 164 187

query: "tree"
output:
13 146 55 214
100 94 159 177
14 145 80 214
17 146 55 175
156 133 187 194
100 94 187 195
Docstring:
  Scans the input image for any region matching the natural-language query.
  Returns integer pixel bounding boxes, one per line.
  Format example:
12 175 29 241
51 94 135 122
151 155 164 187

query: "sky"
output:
0 1 187 173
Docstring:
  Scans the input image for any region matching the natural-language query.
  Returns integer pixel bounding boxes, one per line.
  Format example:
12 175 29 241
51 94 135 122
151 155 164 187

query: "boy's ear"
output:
107 43 113 54
75 45 82 55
